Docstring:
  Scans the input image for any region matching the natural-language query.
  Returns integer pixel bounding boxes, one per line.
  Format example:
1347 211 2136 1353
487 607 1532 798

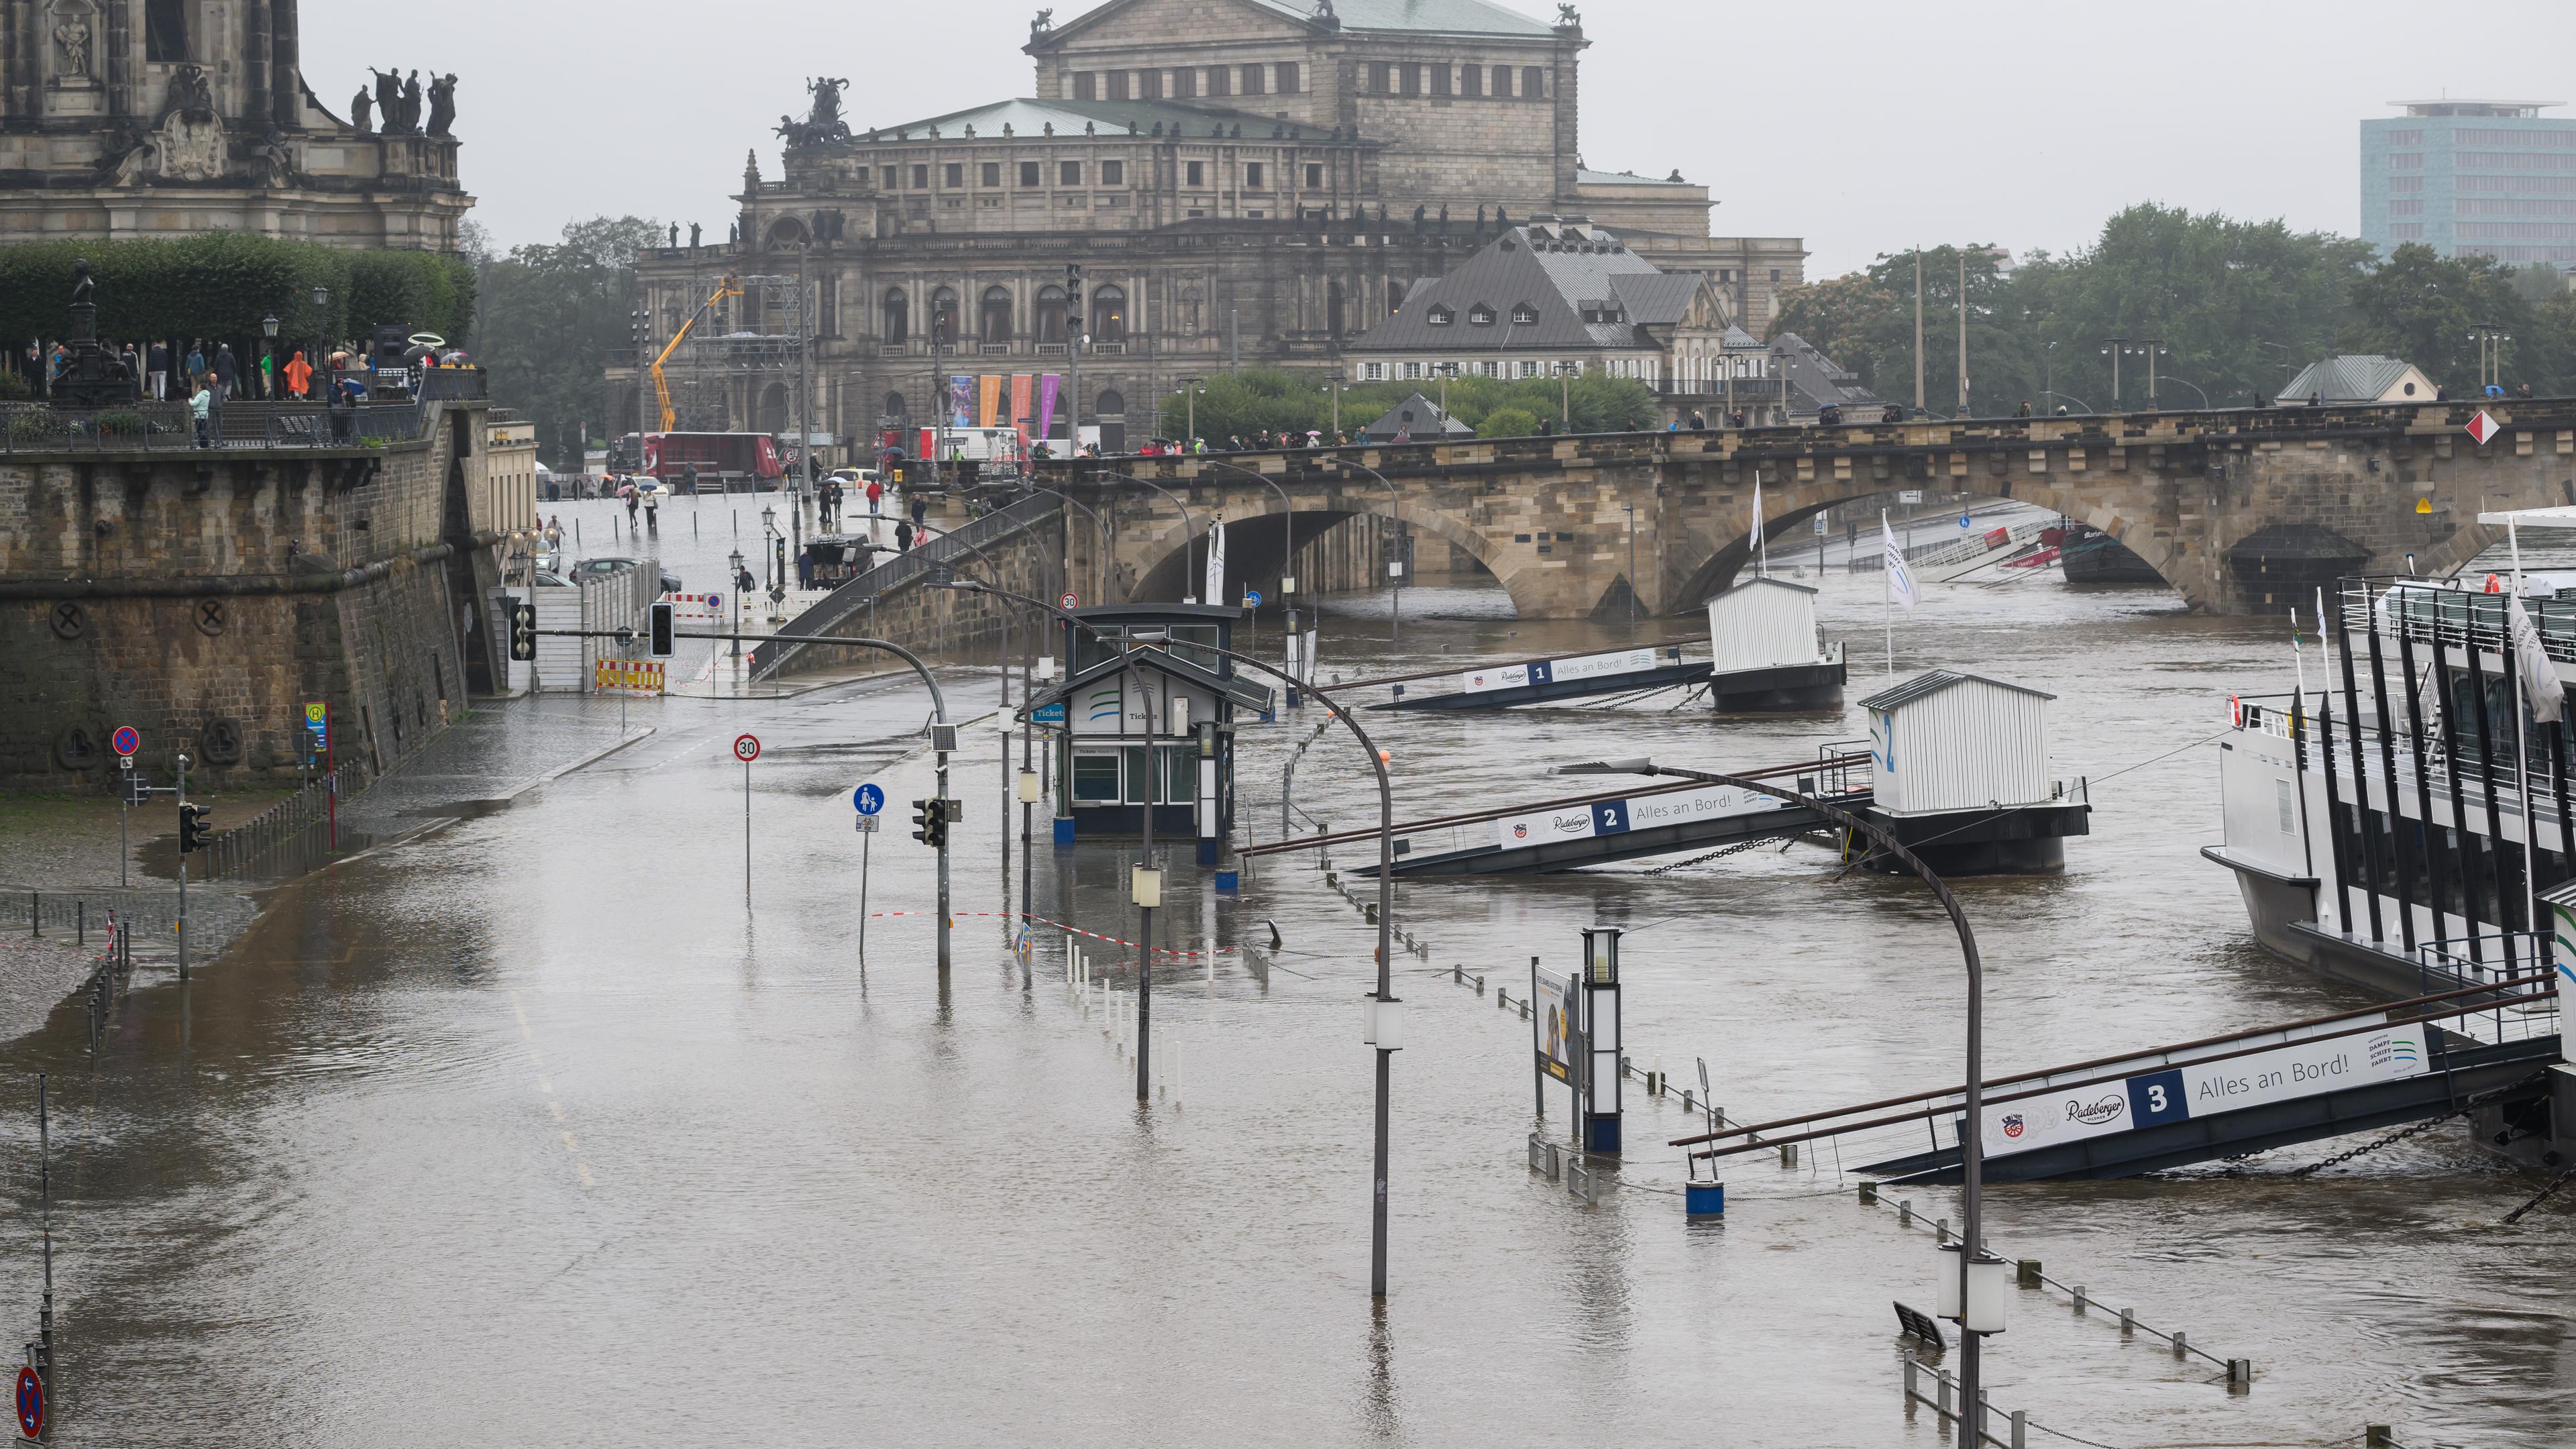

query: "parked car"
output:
572 557 684 594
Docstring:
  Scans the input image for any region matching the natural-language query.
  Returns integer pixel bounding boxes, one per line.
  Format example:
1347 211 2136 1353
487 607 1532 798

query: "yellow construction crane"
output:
649 273 743 433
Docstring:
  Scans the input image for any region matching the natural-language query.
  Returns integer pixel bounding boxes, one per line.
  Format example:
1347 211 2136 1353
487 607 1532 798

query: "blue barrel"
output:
1215 870 1240 892
1686 1179 1726 1216
1053 816 1076 846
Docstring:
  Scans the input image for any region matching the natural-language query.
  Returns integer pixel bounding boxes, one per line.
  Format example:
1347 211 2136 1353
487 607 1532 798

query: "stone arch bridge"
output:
1036 400 2576 616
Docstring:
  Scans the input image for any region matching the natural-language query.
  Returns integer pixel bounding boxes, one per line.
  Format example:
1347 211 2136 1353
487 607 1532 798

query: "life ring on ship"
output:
2485 574 2502 594
2229 694 2243 728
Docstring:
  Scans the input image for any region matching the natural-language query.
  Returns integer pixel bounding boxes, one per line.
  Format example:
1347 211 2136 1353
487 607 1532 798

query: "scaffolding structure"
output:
643 260 816 484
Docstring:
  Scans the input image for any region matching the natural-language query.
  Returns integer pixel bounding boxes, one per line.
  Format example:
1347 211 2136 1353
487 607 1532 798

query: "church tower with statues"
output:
0 1 471 250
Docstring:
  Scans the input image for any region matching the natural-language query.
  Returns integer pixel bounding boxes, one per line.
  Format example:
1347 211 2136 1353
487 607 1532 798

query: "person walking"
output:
284 350 313 400
867 476 883 516
644 490 659 538
908 490 927 528
189 382 213 448
894 519 913 553
624 486 640 532
148 340 169 400
213 343 237 401
184 340 205 392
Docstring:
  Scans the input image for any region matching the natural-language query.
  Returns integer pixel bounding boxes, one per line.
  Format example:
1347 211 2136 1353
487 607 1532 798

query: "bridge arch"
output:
1119 492 1526 610
1665 472 2202 615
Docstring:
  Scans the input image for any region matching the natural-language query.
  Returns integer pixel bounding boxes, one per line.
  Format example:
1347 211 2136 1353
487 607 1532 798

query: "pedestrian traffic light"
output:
648 600 675 657
508 602 537 661
177 803 212 853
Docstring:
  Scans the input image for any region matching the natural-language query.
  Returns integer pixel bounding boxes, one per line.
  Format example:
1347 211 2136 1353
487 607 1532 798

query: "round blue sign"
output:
708 592 723 609
1958 514 1972 529
112 725 140 756
1244 590 1263 607
853 782 885 816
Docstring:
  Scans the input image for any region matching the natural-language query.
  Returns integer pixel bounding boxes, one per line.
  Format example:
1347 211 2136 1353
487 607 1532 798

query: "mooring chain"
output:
1638 834 1780 876
2502 1161 2576 1226
2287 1071 2547 1178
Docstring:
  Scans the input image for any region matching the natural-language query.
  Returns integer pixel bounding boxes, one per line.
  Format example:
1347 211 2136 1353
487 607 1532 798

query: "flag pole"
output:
1754 470 1768 580
2509 520 2542 955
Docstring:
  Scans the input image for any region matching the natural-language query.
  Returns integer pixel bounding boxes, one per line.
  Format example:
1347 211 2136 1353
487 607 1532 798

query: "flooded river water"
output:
1 545 2567 1448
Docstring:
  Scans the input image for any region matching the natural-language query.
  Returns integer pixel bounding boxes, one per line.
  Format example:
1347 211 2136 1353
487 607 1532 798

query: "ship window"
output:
2275 777 2296 835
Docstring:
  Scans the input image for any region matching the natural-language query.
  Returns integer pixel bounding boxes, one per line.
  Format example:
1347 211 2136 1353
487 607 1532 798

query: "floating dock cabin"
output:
1858 670 2091 873
1704 578 1847 711
1027 604 1271 858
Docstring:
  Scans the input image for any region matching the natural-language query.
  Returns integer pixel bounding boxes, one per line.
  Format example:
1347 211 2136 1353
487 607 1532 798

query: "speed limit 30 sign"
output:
733 733 761 763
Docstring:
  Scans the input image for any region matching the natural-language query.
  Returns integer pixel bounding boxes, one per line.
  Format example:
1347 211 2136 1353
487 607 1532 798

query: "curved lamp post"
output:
1562 753 1995 1444
945 578 1403 1299
1089 470 1201 602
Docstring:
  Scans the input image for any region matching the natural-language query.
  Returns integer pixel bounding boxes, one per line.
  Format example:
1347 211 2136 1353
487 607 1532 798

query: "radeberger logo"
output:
2066 1094 2126 1127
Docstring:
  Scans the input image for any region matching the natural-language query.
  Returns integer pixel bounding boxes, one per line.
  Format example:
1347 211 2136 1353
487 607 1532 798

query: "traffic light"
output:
648 601 675 657
508 602 537 662
910 798 947 849
177 803 212 853
1064 264 1083 331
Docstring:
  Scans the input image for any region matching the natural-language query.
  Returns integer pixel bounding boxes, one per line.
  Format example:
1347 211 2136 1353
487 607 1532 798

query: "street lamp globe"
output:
311 284 329 310
728 547 744 578
260 315 280 341
761 504 777 533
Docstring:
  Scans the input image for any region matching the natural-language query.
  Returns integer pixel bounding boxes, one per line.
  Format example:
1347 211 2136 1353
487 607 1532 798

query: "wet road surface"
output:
0 563 2569 1447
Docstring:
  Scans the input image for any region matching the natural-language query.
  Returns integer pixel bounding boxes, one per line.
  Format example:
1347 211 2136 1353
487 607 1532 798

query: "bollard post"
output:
2072 1285 2087 1313
2171 1330 2186 1358
1899 1198 1913 1226
1935 1367 1953 1421
2229 1359 2253 1385
2364 1428 2393 1448
1474 975 1485 995
2016 1258 2041 1287
29 891 37 938
1681 1088 1694 1114
1779 1142 1798 1167
1858 1181 1876 1205
1902 1352 1918 1407
2120 1307 2135 1336
1937 1217 1950 1244
2010 1408 2027 1448
76 902 83 947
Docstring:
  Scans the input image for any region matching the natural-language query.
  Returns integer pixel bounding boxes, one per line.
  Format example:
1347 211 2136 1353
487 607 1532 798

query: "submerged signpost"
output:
854 782 883 955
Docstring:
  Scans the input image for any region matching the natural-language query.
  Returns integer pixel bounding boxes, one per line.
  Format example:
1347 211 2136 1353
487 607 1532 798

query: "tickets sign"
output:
1981 1020 2431 1159
1461 647 1660 695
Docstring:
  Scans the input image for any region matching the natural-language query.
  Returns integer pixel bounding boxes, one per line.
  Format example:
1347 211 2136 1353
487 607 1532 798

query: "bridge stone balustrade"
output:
1036 400 2576 617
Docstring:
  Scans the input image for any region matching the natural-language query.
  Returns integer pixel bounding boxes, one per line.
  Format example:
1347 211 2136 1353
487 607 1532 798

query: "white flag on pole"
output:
1204 518 1226 610
2508 592 2563 724
1882 512 1919 612
1750 473 1765 576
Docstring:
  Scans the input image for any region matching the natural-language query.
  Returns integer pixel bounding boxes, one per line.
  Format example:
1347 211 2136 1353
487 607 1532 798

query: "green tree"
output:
2341 242 2542 395
474 215 663 467
1477 405 1541 437
1768 244 2025 415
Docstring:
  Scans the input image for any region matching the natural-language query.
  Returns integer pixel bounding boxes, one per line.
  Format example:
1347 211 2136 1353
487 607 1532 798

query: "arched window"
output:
1090 283 1127 341
1093 388 1126 416
980 285 1014 343
1036 284 1069 343
757 382 790 435
1386 279 1406 315
881 390 908 420
881 288 909 343
765 217 808 250
1328 280 1346 337
930 286 960 343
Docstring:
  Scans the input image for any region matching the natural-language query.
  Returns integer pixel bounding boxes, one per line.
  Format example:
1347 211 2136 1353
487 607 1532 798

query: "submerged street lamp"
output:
1560 753 1996 1444
727 546 746 658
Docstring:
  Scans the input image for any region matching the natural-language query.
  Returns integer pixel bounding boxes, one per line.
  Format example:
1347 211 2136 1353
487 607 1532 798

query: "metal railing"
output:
200 760 364 882
1 368 487 453
2343 576 2576 666
749 493 1061 678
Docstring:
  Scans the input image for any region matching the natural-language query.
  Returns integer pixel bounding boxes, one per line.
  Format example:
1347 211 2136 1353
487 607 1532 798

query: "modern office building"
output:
2361 99 2576 270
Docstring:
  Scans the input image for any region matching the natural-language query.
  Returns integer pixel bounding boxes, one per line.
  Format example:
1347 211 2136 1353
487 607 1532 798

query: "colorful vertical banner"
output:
1038 374 1061 439
978 375 1003 428
949 375 972 428
1010 374 1034 428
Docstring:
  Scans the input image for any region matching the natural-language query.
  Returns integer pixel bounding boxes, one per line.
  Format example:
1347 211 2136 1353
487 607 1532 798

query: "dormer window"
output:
1426 305 1454 327
1468 304 1495 326
1510 303 1539 325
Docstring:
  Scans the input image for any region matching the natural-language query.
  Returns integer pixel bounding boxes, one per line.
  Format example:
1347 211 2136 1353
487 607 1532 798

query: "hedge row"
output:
0 233 474 345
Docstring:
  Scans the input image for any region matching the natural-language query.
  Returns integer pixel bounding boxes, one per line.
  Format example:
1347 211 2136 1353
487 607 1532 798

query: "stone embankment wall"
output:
0 402 502 792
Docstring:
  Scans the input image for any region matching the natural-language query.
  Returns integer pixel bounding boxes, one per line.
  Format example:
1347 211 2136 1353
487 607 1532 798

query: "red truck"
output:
625 432 786 492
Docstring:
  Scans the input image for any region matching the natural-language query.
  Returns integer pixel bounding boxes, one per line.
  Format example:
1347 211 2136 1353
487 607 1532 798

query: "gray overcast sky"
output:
309 0 2576 277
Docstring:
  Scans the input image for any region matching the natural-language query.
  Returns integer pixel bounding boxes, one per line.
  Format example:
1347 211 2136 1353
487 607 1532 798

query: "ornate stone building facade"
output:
630 0 1801 451
0 1 471 250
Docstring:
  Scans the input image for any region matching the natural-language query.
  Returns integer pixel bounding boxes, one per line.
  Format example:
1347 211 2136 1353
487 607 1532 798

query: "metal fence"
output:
750 493 1061 678
199 760 365 882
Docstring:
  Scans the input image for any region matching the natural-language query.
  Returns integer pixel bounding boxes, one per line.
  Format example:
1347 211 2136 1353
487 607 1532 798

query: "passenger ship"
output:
2204 538 2573 1166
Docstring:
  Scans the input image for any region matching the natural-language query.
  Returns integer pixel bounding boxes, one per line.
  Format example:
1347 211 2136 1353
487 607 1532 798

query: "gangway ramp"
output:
1342 646 1707 712
1670 976 2560 1184
1238 752 1870 877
